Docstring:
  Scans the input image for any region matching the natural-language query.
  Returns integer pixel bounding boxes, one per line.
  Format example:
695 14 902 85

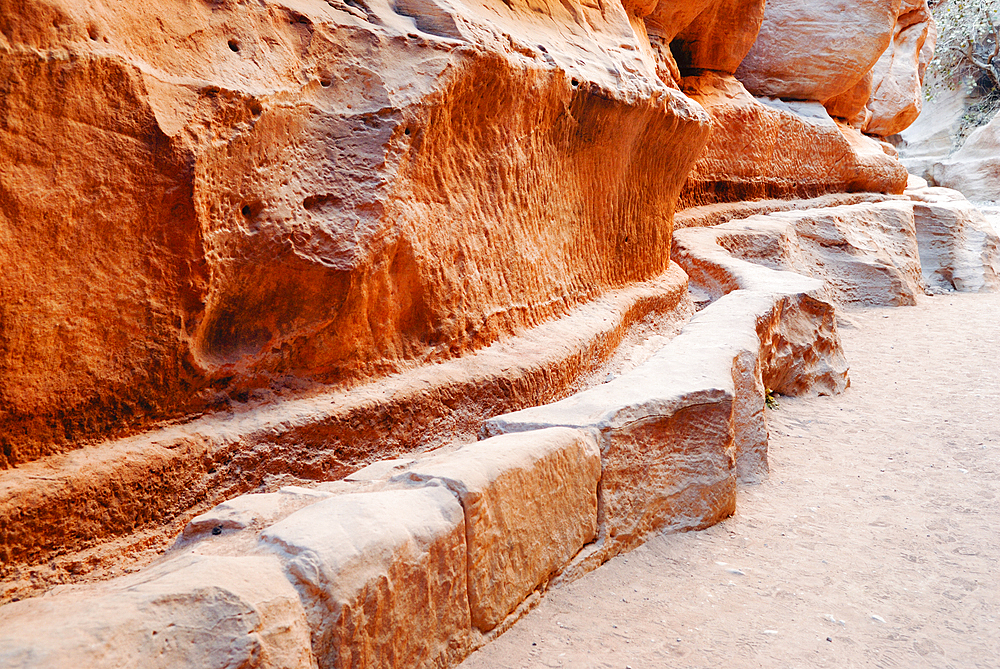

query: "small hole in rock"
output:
211 526 223 536
241 205 252 218
320 78 332 88
87 25 98 41
538 44 548 53
404 127 412 136
571 78 579 87
228 39 240 52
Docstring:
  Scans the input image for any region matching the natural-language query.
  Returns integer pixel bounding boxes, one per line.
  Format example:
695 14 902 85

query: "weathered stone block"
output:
261 487 469 669
483 319 748 561
0 554 314 669
399 427 601 631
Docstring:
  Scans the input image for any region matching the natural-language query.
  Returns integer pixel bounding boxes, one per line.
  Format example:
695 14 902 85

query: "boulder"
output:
736 0 901 103
865 0 936 136
399 428 601 632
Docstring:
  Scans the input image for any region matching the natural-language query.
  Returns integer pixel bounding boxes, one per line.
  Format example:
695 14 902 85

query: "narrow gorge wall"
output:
0 0 930 468
10 2 1000 668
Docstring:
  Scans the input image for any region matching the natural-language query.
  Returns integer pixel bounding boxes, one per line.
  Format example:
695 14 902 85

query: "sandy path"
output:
460 293 1000 669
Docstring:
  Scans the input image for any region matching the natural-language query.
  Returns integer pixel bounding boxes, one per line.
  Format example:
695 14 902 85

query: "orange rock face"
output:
0 0 713 467
678 73 908 208
0 0 930 473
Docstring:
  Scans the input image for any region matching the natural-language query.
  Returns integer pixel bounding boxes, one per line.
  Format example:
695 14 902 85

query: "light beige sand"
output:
460 293 1000 668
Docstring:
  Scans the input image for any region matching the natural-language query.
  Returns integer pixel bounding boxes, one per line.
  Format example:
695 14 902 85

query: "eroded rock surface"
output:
736 0 900 103
1 0 969 666
864 0 936 136
1 0 935 467
261 487 470 669
400 428 601 633
0 555 314 669
1 0 716 466
680 202 925 307
678 73 908 207
906 186 1000 292
929 114 1000 202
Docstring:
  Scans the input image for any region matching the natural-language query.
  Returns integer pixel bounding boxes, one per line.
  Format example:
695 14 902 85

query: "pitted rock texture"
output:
0 0 933 468
14 193 1000 669
0 0 715 467
0 266 690 575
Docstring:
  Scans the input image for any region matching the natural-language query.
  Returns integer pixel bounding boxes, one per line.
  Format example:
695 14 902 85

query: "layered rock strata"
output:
677 73 908 207
0 214 853 667
0 266 691 574
680 201 925 307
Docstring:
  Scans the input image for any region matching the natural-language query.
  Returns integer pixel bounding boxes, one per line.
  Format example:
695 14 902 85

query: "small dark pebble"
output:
212 526 223 536
827 637 833 642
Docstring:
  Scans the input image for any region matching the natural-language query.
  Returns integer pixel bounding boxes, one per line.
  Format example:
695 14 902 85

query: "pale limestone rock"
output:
703 202 924 306
399 428 600 631
865 0 936 136
736 0 901 103
0 554 314 669
912 201 1000 293
930 114 1000 202
907 174 929 190
261 487 469 669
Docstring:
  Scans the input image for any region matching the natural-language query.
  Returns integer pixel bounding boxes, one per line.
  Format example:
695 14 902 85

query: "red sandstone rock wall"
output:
0 0 931 468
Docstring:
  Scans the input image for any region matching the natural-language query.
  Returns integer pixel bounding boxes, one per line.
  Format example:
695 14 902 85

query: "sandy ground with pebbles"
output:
460 292 1000 669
